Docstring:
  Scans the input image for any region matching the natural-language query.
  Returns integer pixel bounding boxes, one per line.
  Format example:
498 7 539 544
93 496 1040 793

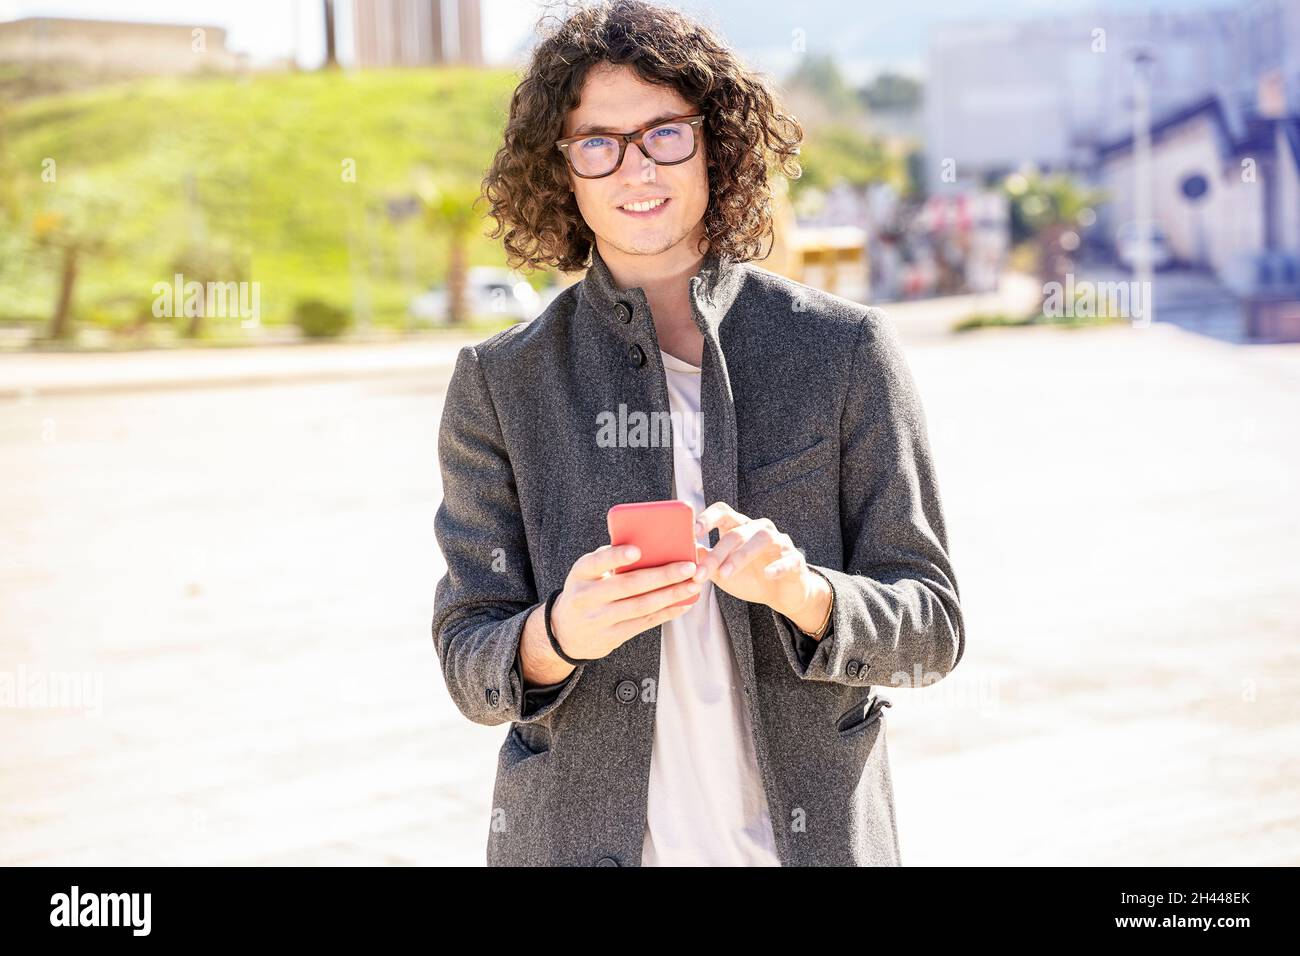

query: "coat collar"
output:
578 242 747 339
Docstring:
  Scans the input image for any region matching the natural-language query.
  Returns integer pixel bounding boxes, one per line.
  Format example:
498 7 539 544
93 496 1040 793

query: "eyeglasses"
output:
555 114 704 179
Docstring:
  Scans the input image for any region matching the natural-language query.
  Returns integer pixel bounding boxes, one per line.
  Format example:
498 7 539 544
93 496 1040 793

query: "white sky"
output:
0 0 1241 79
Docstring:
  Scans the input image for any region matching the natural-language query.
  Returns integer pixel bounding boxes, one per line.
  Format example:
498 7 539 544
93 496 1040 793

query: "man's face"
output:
560 63 709 260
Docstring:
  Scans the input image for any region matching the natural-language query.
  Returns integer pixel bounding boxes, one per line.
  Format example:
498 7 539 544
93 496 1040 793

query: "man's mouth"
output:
617 197 671 216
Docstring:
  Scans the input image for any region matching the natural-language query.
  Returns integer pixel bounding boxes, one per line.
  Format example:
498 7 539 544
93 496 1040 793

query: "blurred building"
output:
0 17 244 78
924 1 1298 191
1094 96 1275 284
925 0 1300 338
351 0 482 67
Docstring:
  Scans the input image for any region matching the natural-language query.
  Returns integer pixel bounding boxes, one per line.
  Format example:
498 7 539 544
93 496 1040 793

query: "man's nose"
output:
617 142 658 184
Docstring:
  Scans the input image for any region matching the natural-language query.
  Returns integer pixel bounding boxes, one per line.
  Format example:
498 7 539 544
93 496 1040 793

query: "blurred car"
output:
1115 221 1174 271
409 266 544 324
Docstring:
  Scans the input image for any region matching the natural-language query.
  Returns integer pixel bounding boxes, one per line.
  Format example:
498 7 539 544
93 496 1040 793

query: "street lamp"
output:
1131 48 1155 328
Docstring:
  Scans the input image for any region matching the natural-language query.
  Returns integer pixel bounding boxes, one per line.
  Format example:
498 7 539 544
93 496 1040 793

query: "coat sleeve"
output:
771 309 965 688
432 342 584 726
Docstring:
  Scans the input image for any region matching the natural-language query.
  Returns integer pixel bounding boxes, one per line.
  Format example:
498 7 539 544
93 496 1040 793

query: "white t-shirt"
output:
640 347 781 866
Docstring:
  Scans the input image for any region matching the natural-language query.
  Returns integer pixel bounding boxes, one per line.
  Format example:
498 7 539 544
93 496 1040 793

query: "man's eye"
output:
581 137 611 149
649 127 680 139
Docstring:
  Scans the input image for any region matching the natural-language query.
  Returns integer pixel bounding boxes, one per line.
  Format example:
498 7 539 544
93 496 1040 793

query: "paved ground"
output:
1 290 1297 865
1080 264 1250 344
0 335 470 399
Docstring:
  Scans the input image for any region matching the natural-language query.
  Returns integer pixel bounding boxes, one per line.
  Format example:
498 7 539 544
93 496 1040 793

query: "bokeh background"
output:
1 0 1297 865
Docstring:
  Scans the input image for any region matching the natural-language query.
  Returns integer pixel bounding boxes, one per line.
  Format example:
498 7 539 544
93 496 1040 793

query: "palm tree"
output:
416 175 483 326
29 177 115 342
1004 171 1107 307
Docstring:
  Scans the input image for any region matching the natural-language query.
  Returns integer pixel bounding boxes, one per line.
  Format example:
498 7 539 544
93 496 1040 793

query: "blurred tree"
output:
786 54 863 120
859 73 923 113
0 97 16 222
415 172 483 325
0 97 22 304
904 147 927 201
1002 171 1107 301
27 175 118 341
322 1 338 69
1005 171 1103 243
790 124 907 198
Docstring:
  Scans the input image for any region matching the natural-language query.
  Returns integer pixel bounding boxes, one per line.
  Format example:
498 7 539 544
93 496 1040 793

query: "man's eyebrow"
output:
573 112 682 135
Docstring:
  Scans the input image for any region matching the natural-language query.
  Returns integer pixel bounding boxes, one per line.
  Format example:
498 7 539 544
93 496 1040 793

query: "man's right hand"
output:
519 544 707 688
551 544 707 660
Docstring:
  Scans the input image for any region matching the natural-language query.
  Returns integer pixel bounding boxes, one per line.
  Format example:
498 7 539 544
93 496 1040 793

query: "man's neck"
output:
597 238 706 366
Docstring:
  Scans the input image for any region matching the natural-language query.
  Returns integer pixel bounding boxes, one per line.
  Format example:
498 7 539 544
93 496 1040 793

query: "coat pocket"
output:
505 722 551 761
835 692 891 738
487 724 554 865
741 435 836 497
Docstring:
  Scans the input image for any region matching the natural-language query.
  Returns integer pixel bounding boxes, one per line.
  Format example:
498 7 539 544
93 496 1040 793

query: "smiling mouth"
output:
618 197 671 215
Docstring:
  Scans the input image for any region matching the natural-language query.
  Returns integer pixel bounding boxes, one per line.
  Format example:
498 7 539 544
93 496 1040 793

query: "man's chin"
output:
605 231 687 259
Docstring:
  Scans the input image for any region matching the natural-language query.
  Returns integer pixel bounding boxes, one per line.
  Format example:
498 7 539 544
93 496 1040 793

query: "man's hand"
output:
552 543 706 658
520 543 707 687
694 501 831 636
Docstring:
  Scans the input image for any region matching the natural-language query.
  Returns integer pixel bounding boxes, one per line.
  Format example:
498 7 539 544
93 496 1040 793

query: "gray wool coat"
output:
432 244 965 866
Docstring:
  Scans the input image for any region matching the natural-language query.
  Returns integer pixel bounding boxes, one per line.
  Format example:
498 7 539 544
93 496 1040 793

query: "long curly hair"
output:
480 0 804 273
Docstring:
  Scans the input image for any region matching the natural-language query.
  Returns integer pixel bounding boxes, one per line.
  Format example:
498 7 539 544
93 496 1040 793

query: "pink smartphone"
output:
607 499 700 608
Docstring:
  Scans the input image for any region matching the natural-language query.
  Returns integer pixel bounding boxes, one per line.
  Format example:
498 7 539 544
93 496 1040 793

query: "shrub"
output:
293 299 350 339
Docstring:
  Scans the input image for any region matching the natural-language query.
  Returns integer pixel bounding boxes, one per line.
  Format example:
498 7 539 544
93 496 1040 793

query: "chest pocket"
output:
740 434 836 498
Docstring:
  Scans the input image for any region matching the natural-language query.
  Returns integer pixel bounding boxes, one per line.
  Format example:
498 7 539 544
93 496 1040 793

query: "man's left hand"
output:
693 501 828 630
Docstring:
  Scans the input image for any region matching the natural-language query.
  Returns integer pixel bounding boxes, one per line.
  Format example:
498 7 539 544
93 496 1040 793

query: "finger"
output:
718 526 781 578
692 541 716 577
576 543 642 580
611 599 694 644
697 523 757 577
695 501 748 538
604 575 702 625
594 559 698 602
692 544 711 579
762 551 803 579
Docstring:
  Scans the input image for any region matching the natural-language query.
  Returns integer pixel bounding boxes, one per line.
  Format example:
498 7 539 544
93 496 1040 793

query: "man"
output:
433 0 964 866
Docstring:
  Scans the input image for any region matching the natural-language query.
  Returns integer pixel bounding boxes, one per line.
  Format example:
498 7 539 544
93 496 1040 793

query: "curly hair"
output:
480 0 804 273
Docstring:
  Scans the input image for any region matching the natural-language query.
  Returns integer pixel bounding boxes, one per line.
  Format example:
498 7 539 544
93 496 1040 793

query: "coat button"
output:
595 856 620 866
485 687 501 707
626 343 646 368
615 679 639 704
846 660 861 678
614 302 633 324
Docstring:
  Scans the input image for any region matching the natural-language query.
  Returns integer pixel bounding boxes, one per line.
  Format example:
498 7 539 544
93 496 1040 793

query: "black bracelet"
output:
545 587 592 665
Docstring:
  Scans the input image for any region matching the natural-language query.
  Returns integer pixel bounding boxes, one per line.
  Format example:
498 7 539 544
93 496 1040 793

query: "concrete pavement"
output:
0 335 479 400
